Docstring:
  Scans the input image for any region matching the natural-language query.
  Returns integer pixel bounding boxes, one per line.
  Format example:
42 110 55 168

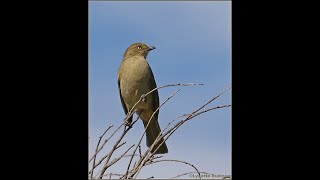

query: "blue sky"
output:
89 1 231 179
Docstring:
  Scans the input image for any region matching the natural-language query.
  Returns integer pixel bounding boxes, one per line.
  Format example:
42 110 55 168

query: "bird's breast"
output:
119 57 152 109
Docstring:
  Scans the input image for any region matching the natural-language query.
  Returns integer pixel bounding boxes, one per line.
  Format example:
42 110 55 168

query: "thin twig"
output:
123 154 139 158
191 87 230 116
92 115 139 178
90 125 113 178
171 171 211 179
145 159 201 179
89 122 125 163
105 144 135 170
89 103 142 165
138 145 142 158
89 153 109 175
98 127 132 178
89 142 127 175
121 115 141 179
190 105 231 119
102 173 123 178
144 83 203 98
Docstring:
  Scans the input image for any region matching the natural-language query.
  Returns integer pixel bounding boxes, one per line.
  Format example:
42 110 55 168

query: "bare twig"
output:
138 145 142 158
89 142 127 175
142 83 203 103
89 122 125 163
171 171 211 179
144 159 201 179
90 125 113 178
91 115 140 178
116 142 127 150
102 173 123 178
98 126 132 179
89 100 142 165
123 154 139 158
89 153 109 176
190 105 231 119
191 87 230 116
105 144 135 170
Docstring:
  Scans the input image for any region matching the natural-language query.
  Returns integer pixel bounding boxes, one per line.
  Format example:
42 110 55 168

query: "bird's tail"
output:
143 116 168 154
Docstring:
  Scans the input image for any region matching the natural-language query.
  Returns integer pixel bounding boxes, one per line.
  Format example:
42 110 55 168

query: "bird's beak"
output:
147 46 156 51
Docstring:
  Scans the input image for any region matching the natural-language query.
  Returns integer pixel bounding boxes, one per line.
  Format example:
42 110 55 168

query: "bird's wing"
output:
148 67 160 113
117 77 128 115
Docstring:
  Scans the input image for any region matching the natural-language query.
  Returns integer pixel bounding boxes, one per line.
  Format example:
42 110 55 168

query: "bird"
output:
117 42 168 154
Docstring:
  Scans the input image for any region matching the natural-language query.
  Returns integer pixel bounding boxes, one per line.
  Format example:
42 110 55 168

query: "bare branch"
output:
149 88 231 159
89 153 109 176
90 125 113 178
123 90 180 179
91 115 139 179
89 122 125 163
89 142 128 176
89 84 231 179
105 144 135 170
126 88 231 179
98 126 132 179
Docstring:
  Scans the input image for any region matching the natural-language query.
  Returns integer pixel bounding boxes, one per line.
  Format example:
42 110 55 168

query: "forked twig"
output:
90 125 113 178
89 122 125 163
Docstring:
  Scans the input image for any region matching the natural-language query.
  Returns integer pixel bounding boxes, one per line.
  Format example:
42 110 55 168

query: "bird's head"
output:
123 42 156 59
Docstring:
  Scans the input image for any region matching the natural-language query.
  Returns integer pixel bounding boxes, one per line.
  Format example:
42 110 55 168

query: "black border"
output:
9 0 89 179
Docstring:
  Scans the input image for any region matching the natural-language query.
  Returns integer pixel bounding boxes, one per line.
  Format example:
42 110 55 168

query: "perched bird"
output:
117 42 168 154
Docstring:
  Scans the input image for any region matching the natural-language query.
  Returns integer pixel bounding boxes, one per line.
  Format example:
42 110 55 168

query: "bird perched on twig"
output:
117 42 168 154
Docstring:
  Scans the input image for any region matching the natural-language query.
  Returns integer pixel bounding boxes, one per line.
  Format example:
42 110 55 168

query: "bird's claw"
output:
141 94 146 102
125 119 132 128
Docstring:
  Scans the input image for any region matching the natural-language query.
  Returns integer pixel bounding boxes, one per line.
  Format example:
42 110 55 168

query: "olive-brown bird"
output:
117 42 168 154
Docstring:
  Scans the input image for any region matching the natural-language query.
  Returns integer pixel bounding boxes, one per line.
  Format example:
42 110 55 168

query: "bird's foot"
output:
124 119 132 128
140 94 146 102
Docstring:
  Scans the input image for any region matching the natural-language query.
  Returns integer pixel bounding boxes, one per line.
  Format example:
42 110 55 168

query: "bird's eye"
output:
137 46 141 50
